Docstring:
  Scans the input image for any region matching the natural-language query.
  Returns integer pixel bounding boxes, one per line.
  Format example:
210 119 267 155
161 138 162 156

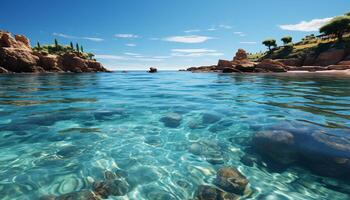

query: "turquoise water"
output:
0 72 349 200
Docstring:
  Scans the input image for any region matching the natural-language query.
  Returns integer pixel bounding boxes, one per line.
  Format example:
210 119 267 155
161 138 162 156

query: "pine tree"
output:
76 43 80 52
37 42 41 49
70 42 74 49
54 39 58 48
80 45 84 52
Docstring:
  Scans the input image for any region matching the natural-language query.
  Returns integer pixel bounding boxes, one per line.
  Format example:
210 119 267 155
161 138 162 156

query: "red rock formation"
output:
314 49 346 66
256 59 287 72
233 49 248 61
0 31 108 73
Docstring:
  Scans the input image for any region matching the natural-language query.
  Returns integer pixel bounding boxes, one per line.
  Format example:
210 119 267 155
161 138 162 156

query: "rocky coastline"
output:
186 48 350 74
0 31 108 73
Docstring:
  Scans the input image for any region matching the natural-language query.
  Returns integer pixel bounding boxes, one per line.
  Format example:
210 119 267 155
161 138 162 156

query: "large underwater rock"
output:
251 122 350 178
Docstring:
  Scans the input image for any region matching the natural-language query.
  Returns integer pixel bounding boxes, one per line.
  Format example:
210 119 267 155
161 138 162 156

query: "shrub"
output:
281 36 292 45
262 39 277 51
320 16 350 42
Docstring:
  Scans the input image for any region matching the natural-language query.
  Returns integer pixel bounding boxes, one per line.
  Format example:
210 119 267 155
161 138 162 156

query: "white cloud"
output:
171 49 223 57
207 27 217 31
53 33 76 39
115 34 140 39
53 33 104 42
234 32 246 37
172 49 217 53
163 35 213 43
125 43 136 47
184 29 201 33
279 17 333 32
95 55 126 60
239 41 257 44
219 25 232 29
124 52 141 56
83 37 104 42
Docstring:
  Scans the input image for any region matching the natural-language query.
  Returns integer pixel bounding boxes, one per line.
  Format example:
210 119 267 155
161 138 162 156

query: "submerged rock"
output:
93 179 129 198
160 113 182 128
202 113 221 124
40 190 99 200
195 185 239 200
215 167 248 195
252 130 297 165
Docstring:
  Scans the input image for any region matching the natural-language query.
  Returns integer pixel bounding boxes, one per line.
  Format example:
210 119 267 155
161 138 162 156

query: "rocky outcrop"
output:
314 49 346 66
0 31 108 73
255 59 287 72
188 46 350 74
148 67 157 73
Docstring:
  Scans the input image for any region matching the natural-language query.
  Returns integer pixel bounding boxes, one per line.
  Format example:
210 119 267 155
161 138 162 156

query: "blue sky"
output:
0 0 349 70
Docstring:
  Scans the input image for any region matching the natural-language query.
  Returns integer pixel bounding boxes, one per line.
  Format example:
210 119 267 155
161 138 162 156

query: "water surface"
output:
0 72 349 200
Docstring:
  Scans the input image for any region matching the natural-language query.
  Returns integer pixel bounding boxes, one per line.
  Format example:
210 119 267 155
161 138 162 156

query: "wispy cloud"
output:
53 33 76 39
53 33 104 42
125 43 136 47
163 35 213 43
171 48 223 57
234 32 246 37
124 52 141 56
219 24 233 29
184 29 201 33
239 41 257 44
207 27 217 31
115 34 140 39
279 17 333 32
83 37 104 42
95 55 127 60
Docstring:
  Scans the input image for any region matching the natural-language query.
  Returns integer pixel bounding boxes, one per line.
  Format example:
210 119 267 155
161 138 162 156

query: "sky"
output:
0 0 349 70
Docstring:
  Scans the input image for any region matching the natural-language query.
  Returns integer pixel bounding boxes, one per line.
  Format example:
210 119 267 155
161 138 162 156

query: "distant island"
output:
0 31 108 73
186 12 350 74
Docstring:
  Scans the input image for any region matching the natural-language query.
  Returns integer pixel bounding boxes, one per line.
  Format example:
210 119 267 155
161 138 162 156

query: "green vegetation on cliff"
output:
249 11 350 61
33 39 95 60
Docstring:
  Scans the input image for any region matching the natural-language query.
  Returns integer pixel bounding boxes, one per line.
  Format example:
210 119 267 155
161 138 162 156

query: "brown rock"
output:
217 60 233 69
38 54 59 70
233 49 247 61
215 167 248 195
255 59 286 72
276 58 303 67
327 65 350 70
303 55 317 66
314 49 346 66
222 67 240 73
15 35 31 48
0 47 39 72
337 61 350 65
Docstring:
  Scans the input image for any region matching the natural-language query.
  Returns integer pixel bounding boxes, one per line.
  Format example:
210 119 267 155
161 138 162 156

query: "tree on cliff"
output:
346 12 350 16
80 45 84 53
319 16 350 42
70 42 74 49
37 42 41 49
54 39 58 48
281 36 292 45
262 39 277 51
76 43 80 52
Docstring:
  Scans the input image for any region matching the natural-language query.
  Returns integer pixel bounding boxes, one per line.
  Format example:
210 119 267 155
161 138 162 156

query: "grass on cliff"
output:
249 35 350 61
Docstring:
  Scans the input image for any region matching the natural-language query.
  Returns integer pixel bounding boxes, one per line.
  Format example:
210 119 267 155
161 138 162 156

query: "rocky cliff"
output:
187 47 350 73
0 31 108 73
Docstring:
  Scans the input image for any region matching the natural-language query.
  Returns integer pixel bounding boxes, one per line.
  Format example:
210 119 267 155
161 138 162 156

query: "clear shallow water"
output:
0 72 349 200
